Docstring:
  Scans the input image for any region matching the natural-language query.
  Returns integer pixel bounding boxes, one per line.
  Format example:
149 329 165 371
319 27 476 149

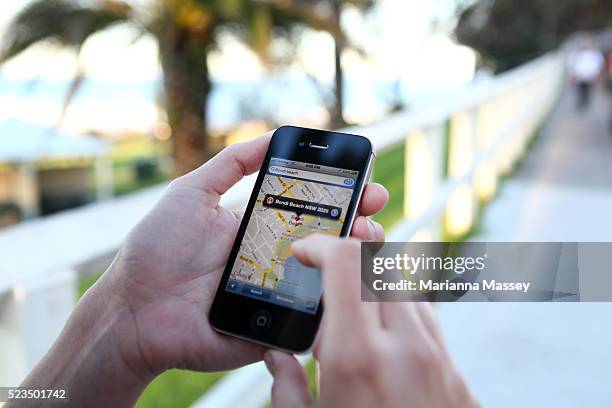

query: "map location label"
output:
263 194 342 220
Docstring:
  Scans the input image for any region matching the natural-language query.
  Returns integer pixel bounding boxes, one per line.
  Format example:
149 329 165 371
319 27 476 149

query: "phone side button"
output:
251 310 272 330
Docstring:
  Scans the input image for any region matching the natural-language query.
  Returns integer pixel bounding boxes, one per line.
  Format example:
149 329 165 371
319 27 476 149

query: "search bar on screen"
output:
268 165 355 187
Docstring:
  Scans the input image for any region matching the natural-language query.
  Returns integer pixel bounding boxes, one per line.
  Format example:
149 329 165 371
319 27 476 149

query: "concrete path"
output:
438 83 612 407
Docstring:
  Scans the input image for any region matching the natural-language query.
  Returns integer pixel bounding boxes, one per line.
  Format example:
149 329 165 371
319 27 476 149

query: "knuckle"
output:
327 354 369 380
406 343 445 383
325 337 384 380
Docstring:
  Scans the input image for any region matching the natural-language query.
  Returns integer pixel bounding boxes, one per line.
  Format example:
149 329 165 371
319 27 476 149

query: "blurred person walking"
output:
607 48 612 135
569 44 605 110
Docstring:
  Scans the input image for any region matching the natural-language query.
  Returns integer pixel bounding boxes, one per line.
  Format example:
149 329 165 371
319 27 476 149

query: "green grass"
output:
77 272 102 298
304 359 318 397
77 273 225 408
135 370 227 408
371 143 405 230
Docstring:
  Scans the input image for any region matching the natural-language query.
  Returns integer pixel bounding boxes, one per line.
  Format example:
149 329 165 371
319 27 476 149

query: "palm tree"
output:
270 0 374 128
0 0 373 175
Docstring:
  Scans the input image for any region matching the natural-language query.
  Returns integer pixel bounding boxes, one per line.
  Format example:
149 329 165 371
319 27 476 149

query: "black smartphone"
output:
209 125 374 352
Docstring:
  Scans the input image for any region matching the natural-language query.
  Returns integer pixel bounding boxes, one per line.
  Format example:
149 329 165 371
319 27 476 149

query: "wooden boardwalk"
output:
438 82 612 407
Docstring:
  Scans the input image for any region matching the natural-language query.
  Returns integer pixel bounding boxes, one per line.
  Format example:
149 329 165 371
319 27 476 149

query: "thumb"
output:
264 350 314 408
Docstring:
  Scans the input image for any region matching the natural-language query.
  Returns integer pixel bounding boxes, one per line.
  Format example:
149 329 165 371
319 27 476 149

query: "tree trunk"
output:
159 37 211 176
331 35 347 129
330 3 347 129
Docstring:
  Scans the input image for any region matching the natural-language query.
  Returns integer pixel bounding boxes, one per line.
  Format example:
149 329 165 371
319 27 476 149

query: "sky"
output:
0 0 476 133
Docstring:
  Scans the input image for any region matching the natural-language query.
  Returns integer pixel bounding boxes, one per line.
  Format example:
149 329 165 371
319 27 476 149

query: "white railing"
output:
0 51 565 404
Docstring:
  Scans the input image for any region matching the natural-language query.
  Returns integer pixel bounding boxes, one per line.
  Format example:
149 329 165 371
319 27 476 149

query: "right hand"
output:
264 235 479 408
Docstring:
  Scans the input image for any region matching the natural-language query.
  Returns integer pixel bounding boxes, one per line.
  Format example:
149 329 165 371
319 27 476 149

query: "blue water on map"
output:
277 256 322 300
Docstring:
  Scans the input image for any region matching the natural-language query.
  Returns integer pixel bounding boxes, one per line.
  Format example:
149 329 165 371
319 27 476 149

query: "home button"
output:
251 310 272 329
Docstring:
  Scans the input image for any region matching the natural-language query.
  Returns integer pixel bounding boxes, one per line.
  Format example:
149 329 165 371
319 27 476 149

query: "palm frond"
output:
0 0 132 63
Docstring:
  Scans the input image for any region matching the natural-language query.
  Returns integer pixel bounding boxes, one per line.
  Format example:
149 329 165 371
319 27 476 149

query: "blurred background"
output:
0 0 611 407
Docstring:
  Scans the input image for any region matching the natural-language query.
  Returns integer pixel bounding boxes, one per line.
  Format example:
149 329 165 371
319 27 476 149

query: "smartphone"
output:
210 126 374 352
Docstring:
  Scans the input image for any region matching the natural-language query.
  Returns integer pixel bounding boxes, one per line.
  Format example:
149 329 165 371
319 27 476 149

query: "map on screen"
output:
226 158 358 313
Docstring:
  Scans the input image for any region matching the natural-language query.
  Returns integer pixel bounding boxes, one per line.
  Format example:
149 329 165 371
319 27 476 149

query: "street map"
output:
228 173 353 303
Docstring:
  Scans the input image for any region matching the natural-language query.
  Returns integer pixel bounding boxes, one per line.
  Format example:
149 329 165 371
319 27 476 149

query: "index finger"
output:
292 235 378 335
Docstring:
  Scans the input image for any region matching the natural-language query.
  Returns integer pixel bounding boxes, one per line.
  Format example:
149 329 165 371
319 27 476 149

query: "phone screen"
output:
225 157 359 314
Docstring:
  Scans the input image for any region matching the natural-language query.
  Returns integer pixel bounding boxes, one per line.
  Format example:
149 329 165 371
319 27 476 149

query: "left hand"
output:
96 131 388 375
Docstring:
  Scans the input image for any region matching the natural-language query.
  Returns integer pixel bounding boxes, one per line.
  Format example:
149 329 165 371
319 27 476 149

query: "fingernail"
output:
264 351 275 374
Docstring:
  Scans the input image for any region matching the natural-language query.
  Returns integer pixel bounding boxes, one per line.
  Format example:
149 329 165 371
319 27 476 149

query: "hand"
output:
98 132 388 374
264 235 479 408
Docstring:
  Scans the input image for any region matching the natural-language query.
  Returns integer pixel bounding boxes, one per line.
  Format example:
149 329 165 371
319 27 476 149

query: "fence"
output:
0 50 564 405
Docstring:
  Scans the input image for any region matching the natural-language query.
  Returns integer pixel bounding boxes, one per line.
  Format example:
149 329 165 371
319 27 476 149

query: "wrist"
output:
91 262 160 381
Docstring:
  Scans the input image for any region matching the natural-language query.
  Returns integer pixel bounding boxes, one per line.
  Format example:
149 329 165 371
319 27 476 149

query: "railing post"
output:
445 110 478 239
403 124 445 241
474 101 498 203
0 268 77 386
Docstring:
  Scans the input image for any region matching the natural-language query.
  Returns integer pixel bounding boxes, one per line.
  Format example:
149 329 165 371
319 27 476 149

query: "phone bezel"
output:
209 125 373 352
